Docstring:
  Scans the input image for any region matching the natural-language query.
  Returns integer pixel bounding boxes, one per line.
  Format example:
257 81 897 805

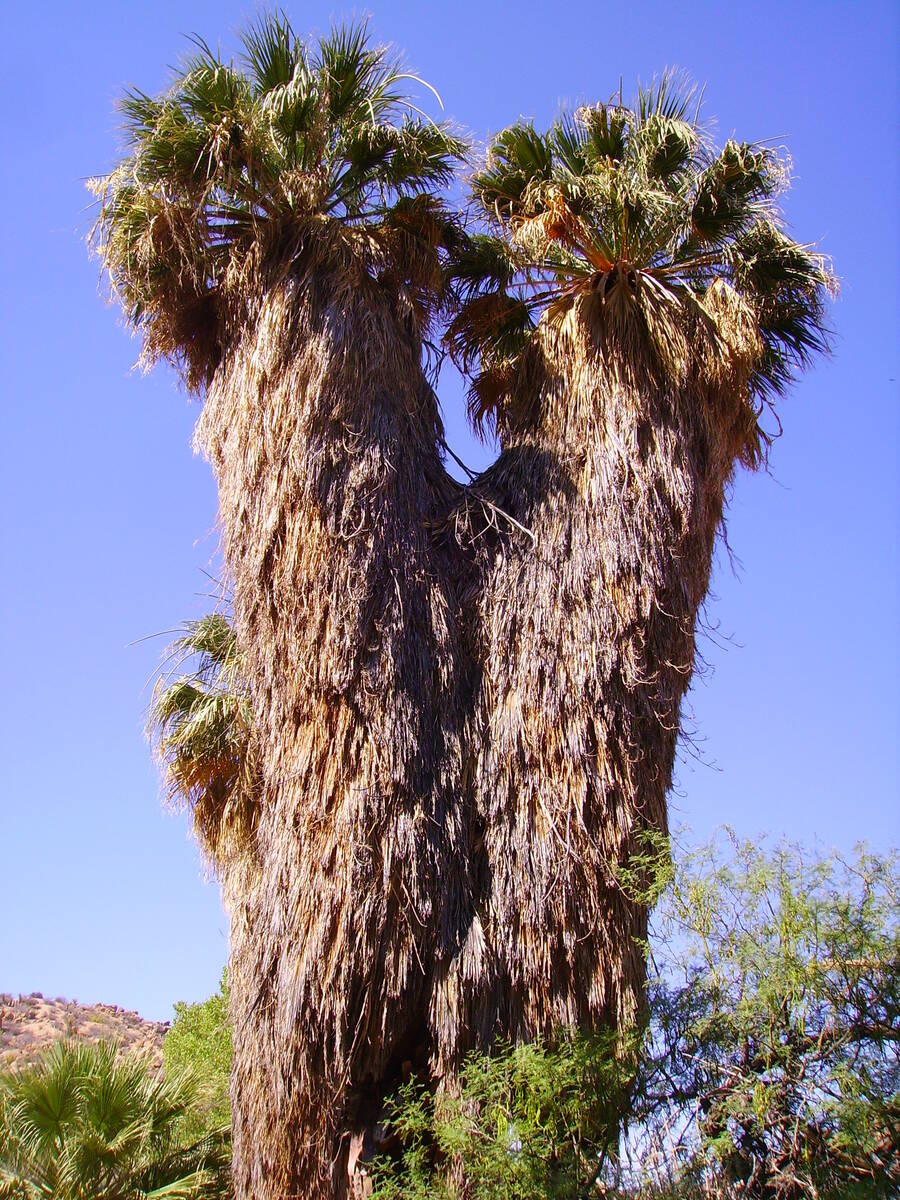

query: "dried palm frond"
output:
443 295 760 1057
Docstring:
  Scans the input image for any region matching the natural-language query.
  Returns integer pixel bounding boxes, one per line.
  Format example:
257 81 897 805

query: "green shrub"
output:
371 837 899 1199
0 1039 231 1199
370 1030 635 1199
630 834 900 1199
163 969 232 1143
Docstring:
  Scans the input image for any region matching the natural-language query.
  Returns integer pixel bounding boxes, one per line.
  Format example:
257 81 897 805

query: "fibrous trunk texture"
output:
438 298 756 1055
196 263 472 1200
198 272 756 1193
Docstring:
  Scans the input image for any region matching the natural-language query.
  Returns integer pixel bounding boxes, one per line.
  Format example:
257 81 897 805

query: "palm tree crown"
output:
90 14 467 390
149 612 257 869
0 1040 231 1199
448 76 832 449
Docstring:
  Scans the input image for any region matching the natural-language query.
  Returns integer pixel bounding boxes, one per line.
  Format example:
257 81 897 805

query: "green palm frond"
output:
148 612 258 868
0 1043 231 1200
90 14 468 390
474 122 554 218
635 71 700 124
450 72 833 438
239 11 303 93
442 233 518 301
317 20 403 124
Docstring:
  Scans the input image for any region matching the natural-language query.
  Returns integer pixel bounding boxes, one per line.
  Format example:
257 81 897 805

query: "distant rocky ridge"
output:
0 992 169 1071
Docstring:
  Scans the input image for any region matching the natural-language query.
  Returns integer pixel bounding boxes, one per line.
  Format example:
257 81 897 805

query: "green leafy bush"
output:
629 835 900 1199
370 1031 635 1199
163 969 232 1143
371 836 899 1199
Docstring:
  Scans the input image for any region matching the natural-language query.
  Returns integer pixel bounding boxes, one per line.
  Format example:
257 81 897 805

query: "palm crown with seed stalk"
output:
90 13 467 391
447 75 833 447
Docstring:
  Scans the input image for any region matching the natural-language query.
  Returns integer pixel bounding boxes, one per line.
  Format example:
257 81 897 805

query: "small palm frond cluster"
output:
90 13 467 389
447 75 833 441
149 612 257 867
0 1040 231 1199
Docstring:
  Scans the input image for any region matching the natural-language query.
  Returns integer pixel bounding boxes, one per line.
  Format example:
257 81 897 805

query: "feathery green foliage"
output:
148 613 257 868
90 12 467 389
369 1031 635 1199
630 834 900 1198
0 1040 231 1199
370 837 899 1199
448 74 833 437
163 973 232 1146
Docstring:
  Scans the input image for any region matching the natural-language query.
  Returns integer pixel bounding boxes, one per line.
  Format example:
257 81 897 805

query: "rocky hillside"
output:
0 992 169 1071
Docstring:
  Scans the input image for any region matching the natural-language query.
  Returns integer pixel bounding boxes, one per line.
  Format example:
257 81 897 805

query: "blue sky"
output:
2 1 897 1023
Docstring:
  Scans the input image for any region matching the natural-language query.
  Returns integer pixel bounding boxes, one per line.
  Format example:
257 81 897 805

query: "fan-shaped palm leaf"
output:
149 613 257 870
0 1041 231 1199
449 74 832 443
90 14 467 390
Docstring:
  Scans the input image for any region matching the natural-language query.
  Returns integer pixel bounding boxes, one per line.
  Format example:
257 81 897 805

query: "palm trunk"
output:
196 262 472 1199
443 296 757 1051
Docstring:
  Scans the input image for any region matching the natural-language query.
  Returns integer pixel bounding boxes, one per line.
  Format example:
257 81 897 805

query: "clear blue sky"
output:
2 1 897 1023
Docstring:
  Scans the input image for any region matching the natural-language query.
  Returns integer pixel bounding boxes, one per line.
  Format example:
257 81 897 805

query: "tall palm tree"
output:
0 1040 231 1199
92 15 471 1199
441 78 832 1054
95 33 834 1193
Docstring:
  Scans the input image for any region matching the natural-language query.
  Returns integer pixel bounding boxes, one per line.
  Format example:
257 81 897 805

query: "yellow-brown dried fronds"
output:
148 612 261 879
441 286 760 1060
194 257 473 1199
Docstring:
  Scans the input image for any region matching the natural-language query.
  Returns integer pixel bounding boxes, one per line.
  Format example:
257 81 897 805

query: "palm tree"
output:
0 1039 231 1199
95 32 834 1193
441 78 832 1054
92 15 471 1198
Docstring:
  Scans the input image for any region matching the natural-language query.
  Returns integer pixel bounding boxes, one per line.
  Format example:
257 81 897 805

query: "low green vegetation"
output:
629 835 899 1198
369 1030 633 1199
7 837 891 1198
162 970 232 1144
0 1039 231 1199
369 836 899 1199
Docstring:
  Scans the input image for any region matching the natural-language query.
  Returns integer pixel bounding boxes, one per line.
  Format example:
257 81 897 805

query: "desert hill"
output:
0 991 169 1071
